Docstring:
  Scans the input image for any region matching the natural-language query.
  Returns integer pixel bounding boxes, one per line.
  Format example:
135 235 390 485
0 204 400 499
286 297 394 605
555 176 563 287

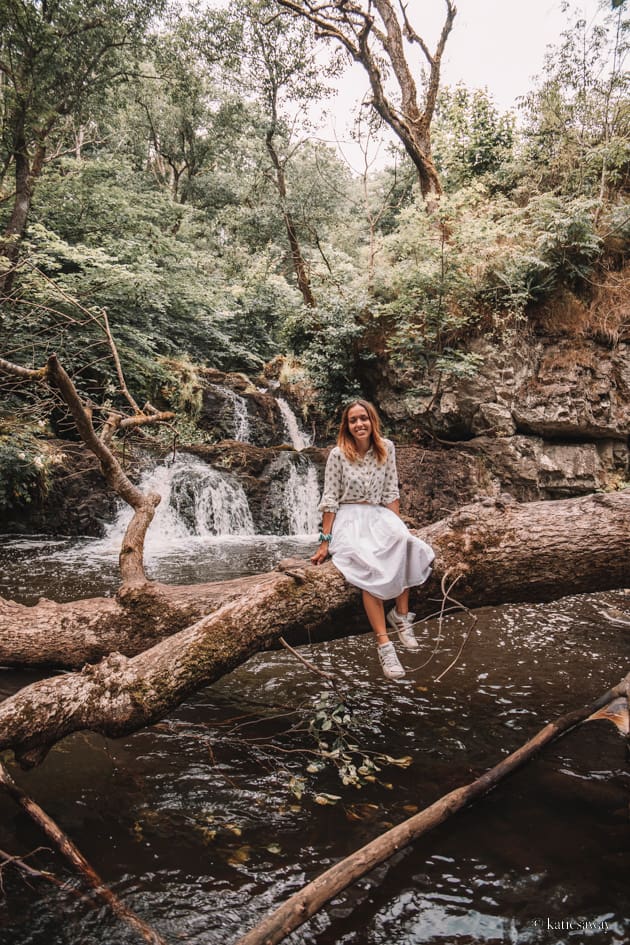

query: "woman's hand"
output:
311 542 329 565
385 499 401 518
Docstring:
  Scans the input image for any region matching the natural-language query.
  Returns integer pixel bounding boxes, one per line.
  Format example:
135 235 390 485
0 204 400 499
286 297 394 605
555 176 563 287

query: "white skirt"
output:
329 504 435 600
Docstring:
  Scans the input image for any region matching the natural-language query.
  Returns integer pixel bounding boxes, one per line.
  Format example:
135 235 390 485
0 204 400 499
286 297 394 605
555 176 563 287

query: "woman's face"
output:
347 404 372 448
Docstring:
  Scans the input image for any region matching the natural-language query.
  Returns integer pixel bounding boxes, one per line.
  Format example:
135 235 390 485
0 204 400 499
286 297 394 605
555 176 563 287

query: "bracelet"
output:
318 531 333 543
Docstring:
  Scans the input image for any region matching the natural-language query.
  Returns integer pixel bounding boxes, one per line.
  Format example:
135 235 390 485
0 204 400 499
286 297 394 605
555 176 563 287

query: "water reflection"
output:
0 540 628 945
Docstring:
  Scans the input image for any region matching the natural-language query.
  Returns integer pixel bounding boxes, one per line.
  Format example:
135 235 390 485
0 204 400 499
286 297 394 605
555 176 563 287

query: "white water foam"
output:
101 456 255 558
216 386 251 442
276 397 311 451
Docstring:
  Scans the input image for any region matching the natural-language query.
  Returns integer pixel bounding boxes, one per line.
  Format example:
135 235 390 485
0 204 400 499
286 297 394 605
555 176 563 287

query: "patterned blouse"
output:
317 439 400 514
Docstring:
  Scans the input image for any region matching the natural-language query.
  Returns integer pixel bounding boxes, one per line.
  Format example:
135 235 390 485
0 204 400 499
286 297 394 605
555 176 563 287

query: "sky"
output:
310 0 608 171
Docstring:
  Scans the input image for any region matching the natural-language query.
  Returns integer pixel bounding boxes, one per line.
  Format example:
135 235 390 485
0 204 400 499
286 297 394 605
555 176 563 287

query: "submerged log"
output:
0 490 629 767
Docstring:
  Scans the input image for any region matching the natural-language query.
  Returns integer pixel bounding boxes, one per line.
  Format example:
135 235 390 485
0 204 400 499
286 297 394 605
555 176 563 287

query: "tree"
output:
519 0 629 200
275 0 457 205
200 0 340 308
116 19 249 207
433 84 515 192
0 0 159 292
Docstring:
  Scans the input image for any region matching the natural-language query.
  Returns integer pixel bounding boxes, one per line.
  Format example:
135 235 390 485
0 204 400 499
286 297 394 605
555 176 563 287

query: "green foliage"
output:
375 188 490 371
0 428 51 512
479 196 604 312
281 300 371 411
0 0 161 199
433 85 516 193
1 154 293 405
518 0 629 197
305 692 412 792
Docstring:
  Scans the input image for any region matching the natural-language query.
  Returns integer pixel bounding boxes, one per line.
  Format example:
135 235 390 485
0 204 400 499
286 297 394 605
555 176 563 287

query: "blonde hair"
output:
337 399 388 464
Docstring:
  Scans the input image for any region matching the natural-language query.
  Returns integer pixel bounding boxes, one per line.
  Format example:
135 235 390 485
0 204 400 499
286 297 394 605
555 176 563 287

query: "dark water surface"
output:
0 538 628 945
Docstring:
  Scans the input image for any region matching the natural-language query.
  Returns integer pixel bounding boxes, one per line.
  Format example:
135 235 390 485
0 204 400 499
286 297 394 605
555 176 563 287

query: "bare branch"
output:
0 760 167 945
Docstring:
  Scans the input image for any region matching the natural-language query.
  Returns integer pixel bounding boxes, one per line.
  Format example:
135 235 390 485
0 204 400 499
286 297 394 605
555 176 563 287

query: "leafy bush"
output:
480 196 605 311
0 429 51 513
281 299 373 413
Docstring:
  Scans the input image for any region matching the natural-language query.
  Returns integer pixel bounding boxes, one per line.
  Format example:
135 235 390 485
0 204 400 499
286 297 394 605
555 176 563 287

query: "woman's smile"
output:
347 405 372 444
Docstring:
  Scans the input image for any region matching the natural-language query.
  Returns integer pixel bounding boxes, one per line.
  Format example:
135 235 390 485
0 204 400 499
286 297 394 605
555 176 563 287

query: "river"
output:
0 528 628 945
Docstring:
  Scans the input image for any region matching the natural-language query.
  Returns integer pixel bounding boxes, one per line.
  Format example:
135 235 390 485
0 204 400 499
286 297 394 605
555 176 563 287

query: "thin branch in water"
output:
279 636 338 682
0 760 168 945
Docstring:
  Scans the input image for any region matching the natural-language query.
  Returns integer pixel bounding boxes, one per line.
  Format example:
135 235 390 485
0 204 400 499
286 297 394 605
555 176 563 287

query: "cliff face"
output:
377 333 630 503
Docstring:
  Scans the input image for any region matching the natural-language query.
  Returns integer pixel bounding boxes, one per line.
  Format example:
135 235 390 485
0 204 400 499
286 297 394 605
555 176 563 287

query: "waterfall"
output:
284 459 320 535
215 385 251 442
105 456 254 550
261 453 319 537
276 397 311 451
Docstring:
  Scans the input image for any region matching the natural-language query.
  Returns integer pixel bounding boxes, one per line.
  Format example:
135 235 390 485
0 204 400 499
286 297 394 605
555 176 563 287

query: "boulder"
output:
467 435 629 501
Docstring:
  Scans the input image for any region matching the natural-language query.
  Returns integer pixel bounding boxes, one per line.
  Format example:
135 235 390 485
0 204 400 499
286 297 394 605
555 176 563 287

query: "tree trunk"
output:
1 489 629 768
276 0 455 207
0 114 49 294
265 130 316 308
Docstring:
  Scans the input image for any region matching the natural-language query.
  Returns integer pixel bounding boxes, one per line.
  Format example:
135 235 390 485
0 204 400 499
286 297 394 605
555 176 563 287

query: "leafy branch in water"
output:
304 692 412 799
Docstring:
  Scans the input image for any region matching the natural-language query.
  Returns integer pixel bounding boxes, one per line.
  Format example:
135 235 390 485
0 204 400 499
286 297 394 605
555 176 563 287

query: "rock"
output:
468 435 629 500
197 371 283 447
379 337 630 442
389 446 495 526
1 440 121 536
471 402 516 437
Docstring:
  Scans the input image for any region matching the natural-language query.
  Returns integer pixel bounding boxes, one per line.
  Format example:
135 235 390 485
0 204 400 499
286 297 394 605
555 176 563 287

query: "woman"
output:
311 400 434 680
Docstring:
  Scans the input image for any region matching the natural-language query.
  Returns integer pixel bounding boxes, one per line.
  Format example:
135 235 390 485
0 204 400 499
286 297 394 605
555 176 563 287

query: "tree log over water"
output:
1 489 629 767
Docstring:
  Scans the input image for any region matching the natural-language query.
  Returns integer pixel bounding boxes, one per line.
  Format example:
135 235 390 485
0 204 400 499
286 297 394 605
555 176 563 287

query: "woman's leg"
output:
394 587 410 617
362 590 389 644
364 589 406 680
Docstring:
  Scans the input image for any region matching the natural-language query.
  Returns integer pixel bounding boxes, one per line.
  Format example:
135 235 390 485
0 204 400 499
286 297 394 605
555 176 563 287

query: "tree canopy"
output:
0 0 628 482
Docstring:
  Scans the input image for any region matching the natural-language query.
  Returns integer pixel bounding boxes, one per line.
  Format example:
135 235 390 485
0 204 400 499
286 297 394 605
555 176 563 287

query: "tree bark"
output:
0 112 49 294
1 489 629 767
264 116 316 308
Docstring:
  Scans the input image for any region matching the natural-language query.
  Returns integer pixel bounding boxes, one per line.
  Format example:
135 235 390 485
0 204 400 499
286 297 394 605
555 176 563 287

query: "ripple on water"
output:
0 541 628 945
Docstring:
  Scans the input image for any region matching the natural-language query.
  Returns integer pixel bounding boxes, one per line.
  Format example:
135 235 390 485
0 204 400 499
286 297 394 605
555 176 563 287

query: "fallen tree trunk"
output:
234 671 630 945
1 490 630 767
1 489 630 669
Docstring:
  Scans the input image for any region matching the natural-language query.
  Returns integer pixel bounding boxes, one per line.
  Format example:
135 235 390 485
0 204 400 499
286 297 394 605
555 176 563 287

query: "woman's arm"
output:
381 441 401 512
384 498 401 517
311 510 335 565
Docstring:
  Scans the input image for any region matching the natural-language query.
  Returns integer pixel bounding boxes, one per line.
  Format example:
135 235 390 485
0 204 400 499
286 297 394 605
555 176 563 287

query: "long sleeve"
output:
380 441 400 505
317 447 344 513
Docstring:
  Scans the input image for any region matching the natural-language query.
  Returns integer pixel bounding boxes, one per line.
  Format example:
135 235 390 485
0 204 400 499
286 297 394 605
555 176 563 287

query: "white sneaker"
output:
387 609 419 650
377 642 406 680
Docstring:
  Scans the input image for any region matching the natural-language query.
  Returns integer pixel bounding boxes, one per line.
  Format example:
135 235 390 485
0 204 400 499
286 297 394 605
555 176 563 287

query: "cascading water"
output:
261 453 319 537
276 397 311 451
105 456 254 552
272 398 319 535
215 385 251 442
284 458 320 535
